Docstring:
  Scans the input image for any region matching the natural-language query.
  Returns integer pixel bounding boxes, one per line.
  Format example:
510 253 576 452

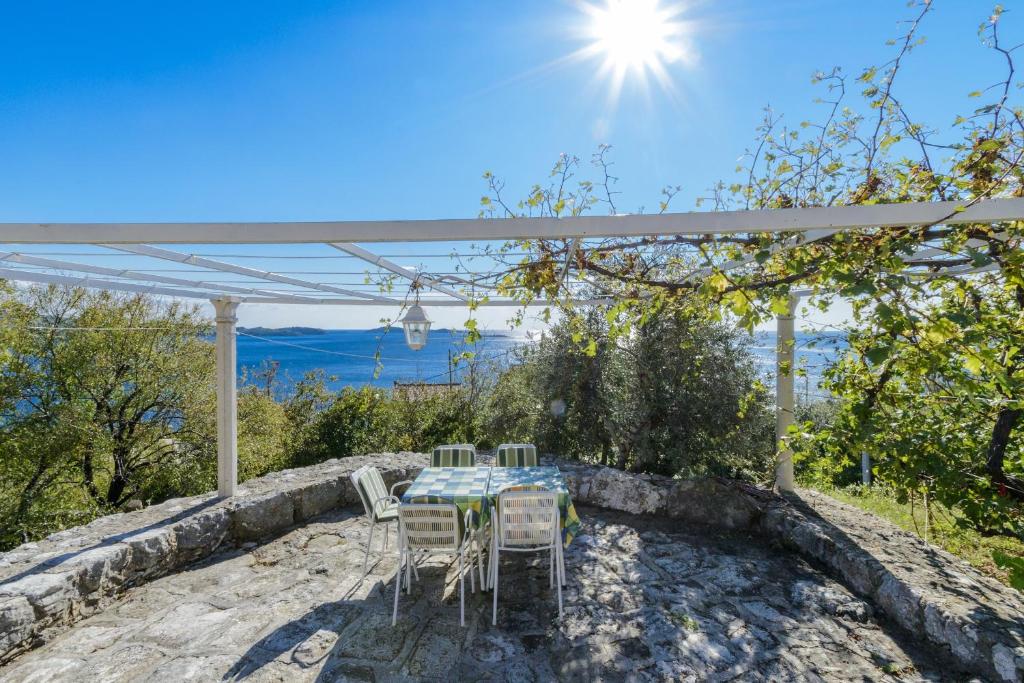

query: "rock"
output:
230 491 295 542
293 478 343 521
585 467 666 515
73 544 132 594
125 528 176 576
172 509 230 560
0 571 78 620
665 478 764 530
991 644 1024 683
0 596 34 655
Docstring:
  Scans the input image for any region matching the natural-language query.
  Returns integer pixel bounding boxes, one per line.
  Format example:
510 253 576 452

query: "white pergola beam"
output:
2 198 1021 243
0 267 607 307
104 244 400 304
0 252 319 303
328 242 469 301
234 296 612 306
0 267 234 301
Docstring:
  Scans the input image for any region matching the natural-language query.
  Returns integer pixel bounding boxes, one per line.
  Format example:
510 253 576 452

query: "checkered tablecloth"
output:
401 466 582 547
487 466 581 547
401 466 492 528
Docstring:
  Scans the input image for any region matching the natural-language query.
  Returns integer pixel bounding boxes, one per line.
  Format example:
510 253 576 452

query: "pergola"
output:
2 198 1021 497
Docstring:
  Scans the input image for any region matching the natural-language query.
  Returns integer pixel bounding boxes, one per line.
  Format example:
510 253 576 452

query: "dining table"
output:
400 465 581 547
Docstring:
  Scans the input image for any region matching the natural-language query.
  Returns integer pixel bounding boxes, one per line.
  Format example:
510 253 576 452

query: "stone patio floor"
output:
0 505 957 682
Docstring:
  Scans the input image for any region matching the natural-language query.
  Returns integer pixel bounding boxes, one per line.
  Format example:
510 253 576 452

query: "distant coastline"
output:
239 326 522 338
237 326 327 337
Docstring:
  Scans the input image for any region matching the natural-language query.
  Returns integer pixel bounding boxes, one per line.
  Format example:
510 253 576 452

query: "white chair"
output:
392 502 476 626
489 488 563 625
350 465 412 577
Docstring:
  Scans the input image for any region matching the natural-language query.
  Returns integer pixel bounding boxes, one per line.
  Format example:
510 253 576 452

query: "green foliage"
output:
792 400 857 488
0 287 312 549
993 550 1024 591
508 309 775 481
288 384 487 466
291 387 396 465
480 4 1024 539
0 283 776 550
0 286 217 548
238 389 292 481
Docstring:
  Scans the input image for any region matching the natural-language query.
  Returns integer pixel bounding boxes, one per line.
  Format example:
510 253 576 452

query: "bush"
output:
504 309 776 482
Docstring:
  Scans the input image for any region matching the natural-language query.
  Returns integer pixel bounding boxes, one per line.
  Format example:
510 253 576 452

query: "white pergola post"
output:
213 297 241 497
775 294 798 492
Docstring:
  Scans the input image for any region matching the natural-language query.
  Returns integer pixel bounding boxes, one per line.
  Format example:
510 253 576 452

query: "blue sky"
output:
0 1 1017 330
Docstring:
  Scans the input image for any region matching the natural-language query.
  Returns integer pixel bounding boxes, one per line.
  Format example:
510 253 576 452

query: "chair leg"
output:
392 550 403 626
468 543 476 594
362 522 376 577
477 534 487 591
406 549 413 594
557 540 565 587
555 547 563 618
459 549 466 627
549 544 555 589
379 523 391 568
486 534 495 591
491 540 500 626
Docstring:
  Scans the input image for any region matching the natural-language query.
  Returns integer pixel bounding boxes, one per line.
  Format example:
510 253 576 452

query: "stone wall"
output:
0 452 428 664
2 452 1022 681
762 490 1024 683
558 458 1024 682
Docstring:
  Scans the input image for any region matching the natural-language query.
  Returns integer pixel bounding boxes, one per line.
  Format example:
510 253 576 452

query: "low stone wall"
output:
762 490 1024 683
554 458 770 530
0 452 428 663
558 458 1024 681
2 452 1022 680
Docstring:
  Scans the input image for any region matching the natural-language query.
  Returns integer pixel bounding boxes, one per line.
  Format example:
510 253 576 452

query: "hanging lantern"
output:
400 302 431 351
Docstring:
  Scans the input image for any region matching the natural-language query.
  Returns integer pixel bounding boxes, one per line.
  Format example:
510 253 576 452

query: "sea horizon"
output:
236 327 846 398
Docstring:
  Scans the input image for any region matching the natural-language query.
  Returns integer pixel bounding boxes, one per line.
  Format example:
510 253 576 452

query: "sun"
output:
577 0 694 103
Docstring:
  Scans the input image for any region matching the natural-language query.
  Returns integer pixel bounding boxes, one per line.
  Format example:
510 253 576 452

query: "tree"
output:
517 310 774 480
0 286 215 546
476 4 1024 534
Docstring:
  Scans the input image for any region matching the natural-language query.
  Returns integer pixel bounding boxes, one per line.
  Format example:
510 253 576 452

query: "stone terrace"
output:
1 453 1023 682
0 505 950 682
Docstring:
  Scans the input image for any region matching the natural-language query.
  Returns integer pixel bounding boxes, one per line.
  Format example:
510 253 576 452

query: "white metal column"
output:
775 294 798 492
213 297 241 497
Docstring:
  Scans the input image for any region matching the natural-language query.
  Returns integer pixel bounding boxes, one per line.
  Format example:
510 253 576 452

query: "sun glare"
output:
578 0 694 103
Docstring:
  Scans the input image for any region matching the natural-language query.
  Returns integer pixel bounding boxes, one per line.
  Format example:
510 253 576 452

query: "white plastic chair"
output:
392 502 476 626
350 465 412 577
489 488 563 625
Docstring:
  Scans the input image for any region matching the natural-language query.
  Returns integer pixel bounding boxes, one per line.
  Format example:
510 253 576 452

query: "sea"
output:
236 328 526 391
236 328 847 398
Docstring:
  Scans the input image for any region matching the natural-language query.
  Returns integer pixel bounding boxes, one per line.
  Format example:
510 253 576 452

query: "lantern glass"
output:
400 304 431 351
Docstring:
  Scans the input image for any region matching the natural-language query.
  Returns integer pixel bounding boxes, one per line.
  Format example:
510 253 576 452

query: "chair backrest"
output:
431 444 476 467
398 503 461 551
351 465 389 521
495 489 559 548
495 443 539 467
